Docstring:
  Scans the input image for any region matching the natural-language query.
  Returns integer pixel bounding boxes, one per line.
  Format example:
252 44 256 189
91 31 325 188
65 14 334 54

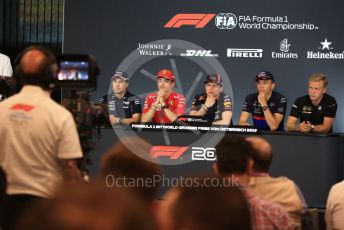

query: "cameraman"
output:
0 46 83 229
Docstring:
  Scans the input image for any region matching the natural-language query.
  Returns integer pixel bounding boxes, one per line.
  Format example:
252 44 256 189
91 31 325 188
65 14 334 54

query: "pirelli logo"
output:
227 48 263 58
164 14 216 28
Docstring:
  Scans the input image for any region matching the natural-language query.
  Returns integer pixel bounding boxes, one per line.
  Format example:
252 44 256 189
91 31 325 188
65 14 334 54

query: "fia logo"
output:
215 13 237 29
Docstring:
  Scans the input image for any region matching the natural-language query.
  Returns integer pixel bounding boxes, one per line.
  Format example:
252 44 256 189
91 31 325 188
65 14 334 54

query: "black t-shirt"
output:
289 93 337 132
242 91 287 131
191 92 232 122
99 91 141 118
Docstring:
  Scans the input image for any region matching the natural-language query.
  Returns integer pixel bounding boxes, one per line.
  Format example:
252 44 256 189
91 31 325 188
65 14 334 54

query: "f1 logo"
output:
192 147 216 161
150 146 188 159
164 14 216 28
10 104 35 112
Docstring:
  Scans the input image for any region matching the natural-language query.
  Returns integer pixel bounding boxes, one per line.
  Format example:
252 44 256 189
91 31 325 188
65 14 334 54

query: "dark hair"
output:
170 178 251 230
215 135 254 175
100 138 162 204
14 46 57 90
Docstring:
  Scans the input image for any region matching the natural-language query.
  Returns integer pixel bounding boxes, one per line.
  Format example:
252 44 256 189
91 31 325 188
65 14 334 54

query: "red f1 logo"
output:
10 104 35 112
164 14 216 28
150 146 188 159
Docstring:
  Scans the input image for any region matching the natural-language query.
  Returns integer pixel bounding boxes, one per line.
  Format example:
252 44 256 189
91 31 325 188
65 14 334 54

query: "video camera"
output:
52 54 99 90
53 54 100 175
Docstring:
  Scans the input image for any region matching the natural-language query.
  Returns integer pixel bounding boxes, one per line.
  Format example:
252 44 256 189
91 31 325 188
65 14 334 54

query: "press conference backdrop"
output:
63 0 344 131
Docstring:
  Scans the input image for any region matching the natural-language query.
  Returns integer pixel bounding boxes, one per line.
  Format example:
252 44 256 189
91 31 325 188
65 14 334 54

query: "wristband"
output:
202 104 208 112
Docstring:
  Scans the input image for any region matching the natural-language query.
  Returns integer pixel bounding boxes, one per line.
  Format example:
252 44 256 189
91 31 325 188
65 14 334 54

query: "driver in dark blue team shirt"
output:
99 71 141 125
190 74 232 126
189 74 233 125
238 71 287 131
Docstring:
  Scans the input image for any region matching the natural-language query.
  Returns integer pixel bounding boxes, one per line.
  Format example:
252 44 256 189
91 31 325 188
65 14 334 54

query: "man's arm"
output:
286 116 300 131
109 115 119 124
189 95 214 116
312 117 334 133
212 111 232 125
60 159 83 184
141 96 157 122
163 95 186 122
238 111 251 125
287 98 303 132
262 109 284 131
288 119 312 133
189 107 207 116
119 97 142 125
120 113 141 125
189 100 208 116
189 96 204 116
259 93 286 131
141 108 155 122
162 107 178 122
287 116 334 133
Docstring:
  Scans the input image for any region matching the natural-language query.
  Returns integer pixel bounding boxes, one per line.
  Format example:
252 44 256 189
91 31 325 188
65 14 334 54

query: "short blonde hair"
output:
309 73 328 88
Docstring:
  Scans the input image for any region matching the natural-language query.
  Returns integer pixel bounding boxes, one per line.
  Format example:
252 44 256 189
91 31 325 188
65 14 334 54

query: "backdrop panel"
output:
64 0 344 131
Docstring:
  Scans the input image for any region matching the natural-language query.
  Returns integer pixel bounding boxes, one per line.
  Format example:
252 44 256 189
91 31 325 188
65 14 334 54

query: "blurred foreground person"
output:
326 180 344 230
158 177 251 230
246 136 308 228
100 137 162 207
214 135 294 229
17 182 156 230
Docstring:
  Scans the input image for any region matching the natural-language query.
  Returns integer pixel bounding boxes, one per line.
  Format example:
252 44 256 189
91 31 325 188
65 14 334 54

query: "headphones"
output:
14 46 58 90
